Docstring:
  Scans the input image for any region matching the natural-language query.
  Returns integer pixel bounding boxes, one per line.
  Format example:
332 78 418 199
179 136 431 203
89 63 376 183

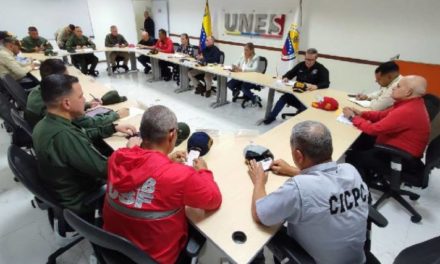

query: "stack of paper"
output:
348 97 371 108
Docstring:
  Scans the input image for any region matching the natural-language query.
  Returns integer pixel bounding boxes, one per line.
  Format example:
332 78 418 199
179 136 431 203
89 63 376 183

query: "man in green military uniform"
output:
25 58 129 128
66 26 99 77
21 26 52 53
105 25 129 72
32 74 136 215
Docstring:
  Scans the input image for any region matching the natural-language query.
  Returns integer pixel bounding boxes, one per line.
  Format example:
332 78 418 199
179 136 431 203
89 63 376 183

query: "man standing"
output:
0 37 37 80
21 26 52 53
143 11 155 39
105 25 130 72
264 48 330 124
355 61 402 111
344 75 430 184
154 29 174 81
188 36 221 98
32 74 136 216
55 24 75 49
66 26 99 77
103 105 222 263
248 121 368 264
137 31 156 74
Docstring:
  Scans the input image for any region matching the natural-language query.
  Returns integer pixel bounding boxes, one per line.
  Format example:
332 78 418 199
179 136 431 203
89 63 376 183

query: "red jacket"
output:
155 37 174 53
103 147 222 264
352 97 430 158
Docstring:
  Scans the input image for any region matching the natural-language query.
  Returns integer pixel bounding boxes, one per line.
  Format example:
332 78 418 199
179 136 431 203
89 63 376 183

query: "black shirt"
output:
138 38 156 46
202 45 221 64
283 61 330 89
144 17 155 39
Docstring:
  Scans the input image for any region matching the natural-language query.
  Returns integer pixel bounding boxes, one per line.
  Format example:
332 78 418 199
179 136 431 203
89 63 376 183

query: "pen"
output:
89 93 99 101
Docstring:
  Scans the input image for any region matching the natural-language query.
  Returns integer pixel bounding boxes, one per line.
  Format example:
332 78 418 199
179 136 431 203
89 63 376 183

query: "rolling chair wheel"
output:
409 195 420 201
411 215 422 223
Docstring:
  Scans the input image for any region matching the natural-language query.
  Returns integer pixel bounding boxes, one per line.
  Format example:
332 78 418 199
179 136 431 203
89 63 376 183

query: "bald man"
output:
343 75 430 184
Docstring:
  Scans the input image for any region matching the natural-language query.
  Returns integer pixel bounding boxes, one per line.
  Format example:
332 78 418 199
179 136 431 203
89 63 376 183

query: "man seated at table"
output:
32 74 136 217
188 36 221 98
25 58 129 128
137 31 156 74
354 61 402 111
103 105 222 264
56 24 75 49
227 42 261 106
248 120 368 264
0 37 38 87
263 48 330 125
105 25 130 72
66 26 99 77
21 26 52 53
154 28 174 81
343 75 430 184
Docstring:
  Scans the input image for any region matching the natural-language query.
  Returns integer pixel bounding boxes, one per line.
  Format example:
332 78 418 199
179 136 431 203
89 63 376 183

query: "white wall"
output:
168 0 439 93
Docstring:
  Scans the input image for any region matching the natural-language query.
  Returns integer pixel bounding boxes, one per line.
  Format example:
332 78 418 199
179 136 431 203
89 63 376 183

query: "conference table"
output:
26 50 367 263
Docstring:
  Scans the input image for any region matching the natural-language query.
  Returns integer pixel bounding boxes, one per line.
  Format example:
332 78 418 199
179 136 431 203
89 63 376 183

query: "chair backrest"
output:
424 134 440 187
0 91 17 129
257 56 268 74
219 51 225 64
423 93 440 121
63 209 157 264
10 108 33 139
191 45 200 57
7 145 60 209
1 74 28 110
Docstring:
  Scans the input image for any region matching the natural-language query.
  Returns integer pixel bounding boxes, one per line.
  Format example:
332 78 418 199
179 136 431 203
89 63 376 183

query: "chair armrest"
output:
186 224 206 258
267 228 316 264
368 205 388 228
83 184 106 207
374 144 414 161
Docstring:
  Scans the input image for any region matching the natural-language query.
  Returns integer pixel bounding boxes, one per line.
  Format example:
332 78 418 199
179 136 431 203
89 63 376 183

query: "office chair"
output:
423 93 440 121
369 134 440 223
232 56 268 108
112 55 129 73
267 205 388 264
64 209 157 264
10 108 33 141
0 93 32 149
63 208 206 264
393 235 440 264
0 74 28 110
7 145 105 264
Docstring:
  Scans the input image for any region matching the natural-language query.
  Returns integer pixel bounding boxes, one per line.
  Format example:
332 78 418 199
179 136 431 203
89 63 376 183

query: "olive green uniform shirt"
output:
21 36 53 52
105 34 128 47
65 35 96 52
32 113 114 213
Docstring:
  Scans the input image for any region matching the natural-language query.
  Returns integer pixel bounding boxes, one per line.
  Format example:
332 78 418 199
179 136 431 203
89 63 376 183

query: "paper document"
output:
348 97 371 108
223 65 233 70
275 79 295 86
170 53 186 58
336 113 353 125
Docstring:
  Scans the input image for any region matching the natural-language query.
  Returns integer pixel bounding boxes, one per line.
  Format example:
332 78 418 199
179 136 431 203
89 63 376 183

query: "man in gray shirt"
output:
248 121 368 264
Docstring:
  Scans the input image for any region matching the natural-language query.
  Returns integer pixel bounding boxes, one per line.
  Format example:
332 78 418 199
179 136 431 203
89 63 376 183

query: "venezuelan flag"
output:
199 0 212 51
281 24 299 61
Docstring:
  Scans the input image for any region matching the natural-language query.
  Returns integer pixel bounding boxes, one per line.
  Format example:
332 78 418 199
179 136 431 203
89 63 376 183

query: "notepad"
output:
275 79 295 86
348 97 371 108
336 114 353 125
223 65 233 71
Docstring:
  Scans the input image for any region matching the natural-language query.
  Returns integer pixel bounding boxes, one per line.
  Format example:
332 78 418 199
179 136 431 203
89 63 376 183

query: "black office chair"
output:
393 236 440 264
423 93 440 121
7 145 88 264
10 108 33 141
1 74 28 110
267 205 388 264
64 209 157 264
112 55 129 73
0 92 32 148
369 134 440 223
232 56 268 108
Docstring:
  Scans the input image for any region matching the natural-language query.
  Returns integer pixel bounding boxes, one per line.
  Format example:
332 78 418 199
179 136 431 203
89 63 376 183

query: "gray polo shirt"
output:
256 161 368 264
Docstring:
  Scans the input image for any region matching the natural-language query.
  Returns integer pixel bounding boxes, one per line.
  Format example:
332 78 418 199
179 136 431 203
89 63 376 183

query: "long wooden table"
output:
26 50 366 263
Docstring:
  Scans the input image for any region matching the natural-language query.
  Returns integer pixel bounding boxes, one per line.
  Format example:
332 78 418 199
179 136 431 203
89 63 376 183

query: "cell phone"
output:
259 157 273 171
185 150 201 167
347 94 357 97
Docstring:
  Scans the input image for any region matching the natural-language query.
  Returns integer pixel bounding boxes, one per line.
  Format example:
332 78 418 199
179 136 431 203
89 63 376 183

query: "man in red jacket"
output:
154 28 174 81
103 105 222 264
343 75 430 184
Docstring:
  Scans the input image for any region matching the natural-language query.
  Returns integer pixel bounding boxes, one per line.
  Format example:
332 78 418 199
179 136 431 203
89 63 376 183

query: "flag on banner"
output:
199 0 212 51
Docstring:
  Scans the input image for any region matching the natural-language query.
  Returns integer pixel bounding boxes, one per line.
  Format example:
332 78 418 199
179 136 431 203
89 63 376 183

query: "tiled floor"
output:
0 63 439 264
